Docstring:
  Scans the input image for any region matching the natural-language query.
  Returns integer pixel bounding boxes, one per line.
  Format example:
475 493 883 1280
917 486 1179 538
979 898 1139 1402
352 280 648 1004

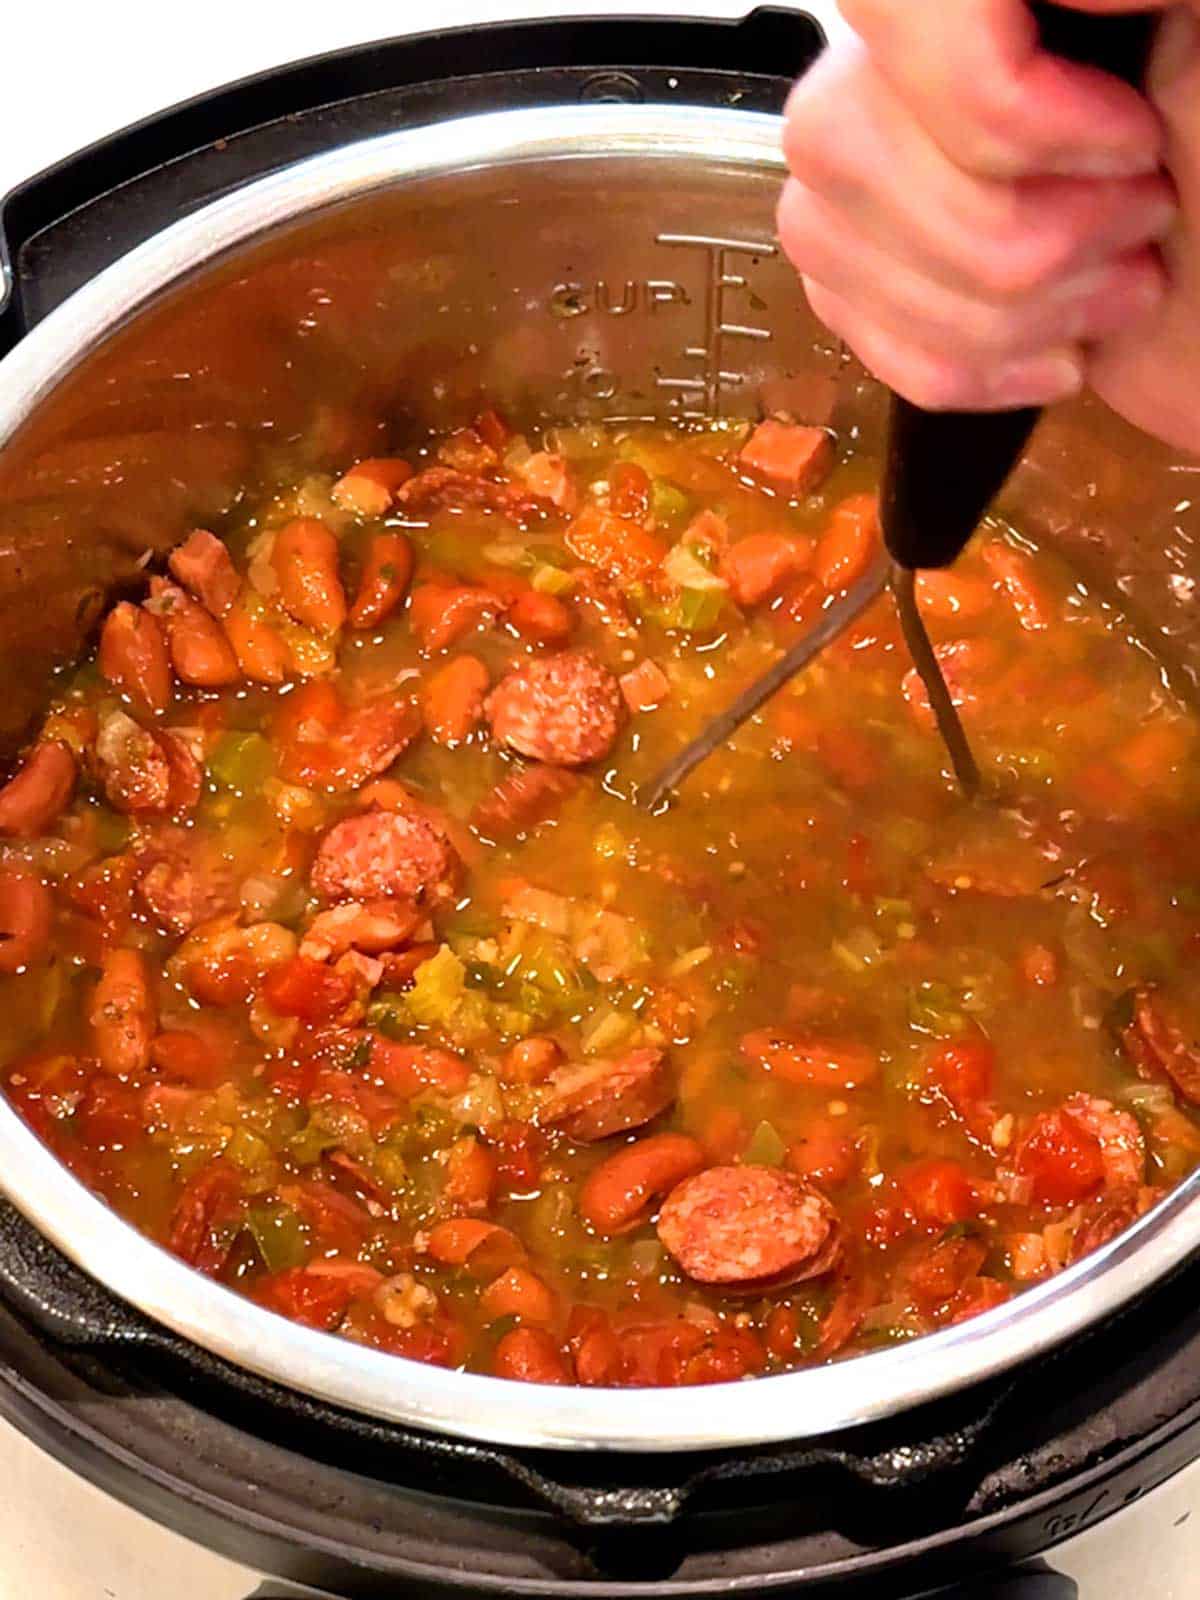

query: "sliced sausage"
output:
486 649 623 767
95 711 172 814
0 868 52 973
168 529 241 617
470 762 579 839
657 1166 841 1290
1061 1093 1146 1191
0 742 76 837
311 809 460 905
135 832 238 935
580 1132 705 1235
397 467 543 528
1120 985 1200 1106
90 948 156 1075
538 1048 673 1142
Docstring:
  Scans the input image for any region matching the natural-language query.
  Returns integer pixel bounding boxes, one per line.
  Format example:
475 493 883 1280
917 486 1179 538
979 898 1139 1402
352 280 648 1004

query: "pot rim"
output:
1 102 1198 1452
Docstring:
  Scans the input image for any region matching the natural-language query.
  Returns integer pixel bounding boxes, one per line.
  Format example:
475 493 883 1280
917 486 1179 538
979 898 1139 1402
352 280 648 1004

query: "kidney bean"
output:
89 948 155 1075
0 868 52 973
0 742 76 837
579 1132 705 1236
271 518 347 634
492 1326 570 1384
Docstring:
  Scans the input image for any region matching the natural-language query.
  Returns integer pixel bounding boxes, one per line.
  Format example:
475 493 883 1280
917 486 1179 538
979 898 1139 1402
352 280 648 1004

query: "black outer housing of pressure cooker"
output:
1 12 1199 1598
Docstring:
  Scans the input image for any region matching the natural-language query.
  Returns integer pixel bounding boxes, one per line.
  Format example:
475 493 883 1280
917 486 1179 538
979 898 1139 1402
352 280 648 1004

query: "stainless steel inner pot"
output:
0 103 1198 1453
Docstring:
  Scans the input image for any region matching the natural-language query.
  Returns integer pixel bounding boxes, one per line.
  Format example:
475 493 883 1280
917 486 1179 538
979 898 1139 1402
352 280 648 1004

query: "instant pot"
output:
1 8 1199 1595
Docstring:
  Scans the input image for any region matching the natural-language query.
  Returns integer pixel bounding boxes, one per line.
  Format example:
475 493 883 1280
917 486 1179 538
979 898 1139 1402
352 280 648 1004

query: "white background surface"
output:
0 2 1196 1596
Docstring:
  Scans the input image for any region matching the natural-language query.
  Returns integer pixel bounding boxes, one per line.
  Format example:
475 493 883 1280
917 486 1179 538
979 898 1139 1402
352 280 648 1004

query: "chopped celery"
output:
91 805 131 853
225 1124 276 1185
209 732 274 794
1131 931 1178 977
674 587 725 632
482 541 535 571
531 562 574 595
405 946 467 1026
364 1141 409 1193
580 1006 636 1055
400 1104 457 1155
245 1202 309 1272
907 981 969 1038
651 478 691 523
592 822 628 861
288 1103 370 1166
662 541 724 592
744 1120 787 1167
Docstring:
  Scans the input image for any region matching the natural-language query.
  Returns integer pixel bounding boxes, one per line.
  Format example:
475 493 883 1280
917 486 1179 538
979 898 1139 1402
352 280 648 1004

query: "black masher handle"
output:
880 3 1159 570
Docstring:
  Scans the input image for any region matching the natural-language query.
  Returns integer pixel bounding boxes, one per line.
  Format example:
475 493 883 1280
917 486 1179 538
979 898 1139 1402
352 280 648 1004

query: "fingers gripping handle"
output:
880 3 1159 571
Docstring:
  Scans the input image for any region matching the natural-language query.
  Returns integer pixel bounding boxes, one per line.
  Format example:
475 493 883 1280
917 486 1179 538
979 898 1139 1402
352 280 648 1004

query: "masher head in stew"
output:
638 552 982 811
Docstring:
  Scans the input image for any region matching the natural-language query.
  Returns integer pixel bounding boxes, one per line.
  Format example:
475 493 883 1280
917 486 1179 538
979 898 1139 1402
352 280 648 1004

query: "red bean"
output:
0 868 52 973
0 742 76 837
492 1326 570 1384
580 1133 705 1235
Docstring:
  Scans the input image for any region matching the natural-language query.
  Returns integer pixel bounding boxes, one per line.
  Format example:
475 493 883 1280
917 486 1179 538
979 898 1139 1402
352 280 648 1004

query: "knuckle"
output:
972 232 1071 301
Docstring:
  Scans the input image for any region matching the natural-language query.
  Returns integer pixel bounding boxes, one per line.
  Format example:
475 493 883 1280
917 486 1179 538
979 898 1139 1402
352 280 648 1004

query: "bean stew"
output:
1 411 1198 1388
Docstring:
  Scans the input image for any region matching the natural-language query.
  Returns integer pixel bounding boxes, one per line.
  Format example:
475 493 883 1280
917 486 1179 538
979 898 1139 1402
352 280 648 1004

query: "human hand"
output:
778 1 1200 453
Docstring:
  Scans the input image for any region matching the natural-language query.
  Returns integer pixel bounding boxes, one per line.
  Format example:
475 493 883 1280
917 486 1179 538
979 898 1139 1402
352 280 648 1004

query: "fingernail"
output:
990 353 1085 408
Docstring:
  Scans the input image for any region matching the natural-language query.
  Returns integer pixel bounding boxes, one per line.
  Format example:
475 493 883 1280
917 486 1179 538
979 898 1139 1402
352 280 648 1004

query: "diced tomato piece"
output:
610 461 652 520
618 658 671 713
79 1077 145 1150
927 1036 995 1113
1015 1109 1106 1207
262 955 355 1022
486 1120 546 1196
898 1159 977 1227
1019 944 1060 987
944 1276 1010 1325
903 1235 988 1313
565 504 667 583
719 533 805 606
567 1306 622 1386
167 1161 244 1275
257 1263 380 1330
408 583 502 651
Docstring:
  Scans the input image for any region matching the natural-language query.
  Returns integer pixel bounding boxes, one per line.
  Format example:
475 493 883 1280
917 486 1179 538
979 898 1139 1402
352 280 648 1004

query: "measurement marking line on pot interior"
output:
654 232 776 416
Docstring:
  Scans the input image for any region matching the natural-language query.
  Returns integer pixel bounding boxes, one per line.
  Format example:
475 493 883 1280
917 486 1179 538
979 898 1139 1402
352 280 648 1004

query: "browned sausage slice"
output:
168 529 241 617
538 1048 672 1142
311 809 460 905
470 762 580 839
486 650 623 767
656 1166 841 1289
0 868 52 973
0 742 76 837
